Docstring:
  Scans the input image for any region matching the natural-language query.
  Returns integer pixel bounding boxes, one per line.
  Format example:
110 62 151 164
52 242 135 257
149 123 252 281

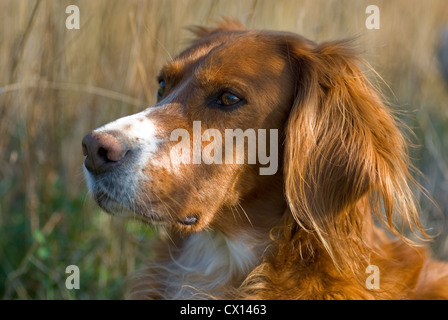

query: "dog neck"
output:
129 174 286 299
130 229 269 299
212 172 287 237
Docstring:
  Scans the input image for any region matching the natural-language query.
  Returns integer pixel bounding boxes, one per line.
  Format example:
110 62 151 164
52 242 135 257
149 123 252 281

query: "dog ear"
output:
187 18 245 39
282 37 427 272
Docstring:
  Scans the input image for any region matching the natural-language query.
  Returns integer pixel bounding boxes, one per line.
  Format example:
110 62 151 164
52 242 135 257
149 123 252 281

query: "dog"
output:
82 21 448 299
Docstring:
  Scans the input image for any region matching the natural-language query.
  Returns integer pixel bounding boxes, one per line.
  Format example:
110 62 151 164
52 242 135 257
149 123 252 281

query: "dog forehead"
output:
179 30 247 60
172 32 288 86
204 32 282 61
171 31 281 71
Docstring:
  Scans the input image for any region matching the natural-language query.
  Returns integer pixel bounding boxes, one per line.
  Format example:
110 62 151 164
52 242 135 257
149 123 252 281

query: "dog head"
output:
82 22 425 270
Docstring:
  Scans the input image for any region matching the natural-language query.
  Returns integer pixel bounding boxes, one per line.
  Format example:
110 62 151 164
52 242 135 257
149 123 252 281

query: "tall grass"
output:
1 0 447 299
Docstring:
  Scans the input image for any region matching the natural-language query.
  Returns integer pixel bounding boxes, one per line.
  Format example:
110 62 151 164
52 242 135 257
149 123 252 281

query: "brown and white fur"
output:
82 21 448 299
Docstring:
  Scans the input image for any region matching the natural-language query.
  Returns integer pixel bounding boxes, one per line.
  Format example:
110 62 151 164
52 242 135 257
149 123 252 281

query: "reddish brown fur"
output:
98 22 448 299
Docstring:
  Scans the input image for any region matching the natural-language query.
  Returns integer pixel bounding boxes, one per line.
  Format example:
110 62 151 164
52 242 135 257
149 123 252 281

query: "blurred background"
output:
1 0 447 299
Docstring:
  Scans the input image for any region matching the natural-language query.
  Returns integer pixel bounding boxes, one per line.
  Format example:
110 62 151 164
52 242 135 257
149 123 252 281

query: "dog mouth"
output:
89 181 167 224
85 165 203 229
91 186 202 229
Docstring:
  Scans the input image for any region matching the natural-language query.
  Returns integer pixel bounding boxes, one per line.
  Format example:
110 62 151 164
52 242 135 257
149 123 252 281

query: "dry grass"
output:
1 0 447 299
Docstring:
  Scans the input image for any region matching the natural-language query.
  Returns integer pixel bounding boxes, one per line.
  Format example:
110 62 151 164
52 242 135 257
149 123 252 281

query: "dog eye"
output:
218 92 242 106
157 80 166 100
206 89 247 110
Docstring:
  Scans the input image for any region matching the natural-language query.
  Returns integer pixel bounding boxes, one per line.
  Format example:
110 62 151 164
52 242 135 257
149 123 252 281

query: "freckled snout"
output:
82 132 130 174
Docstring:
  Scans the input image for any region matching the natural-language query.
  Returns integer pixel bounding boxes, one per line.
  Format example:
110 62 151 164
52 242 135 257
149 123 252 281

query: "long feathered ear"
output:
283 37 428 272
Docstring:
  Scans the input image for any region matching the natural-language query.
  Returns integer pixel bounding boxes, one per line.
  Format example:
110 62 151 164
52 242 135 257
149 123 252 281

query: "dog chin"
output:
91 189 169 227
92 190 129 216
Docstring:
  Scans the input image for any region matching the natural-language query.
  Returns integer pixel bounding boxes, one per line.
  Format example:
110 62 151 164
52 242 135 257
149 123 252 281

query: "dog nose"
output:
82 132 130 174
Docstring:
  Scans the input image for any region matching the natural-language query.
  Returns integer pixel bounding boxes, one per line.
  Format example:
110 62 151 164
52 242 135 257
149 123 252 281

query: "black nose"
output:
82 132 130 174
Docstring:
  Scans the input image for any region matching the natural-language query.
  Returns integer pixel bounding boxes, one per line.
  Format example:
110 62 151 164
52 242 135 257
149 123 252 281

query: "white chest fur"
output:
133 230 264 299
